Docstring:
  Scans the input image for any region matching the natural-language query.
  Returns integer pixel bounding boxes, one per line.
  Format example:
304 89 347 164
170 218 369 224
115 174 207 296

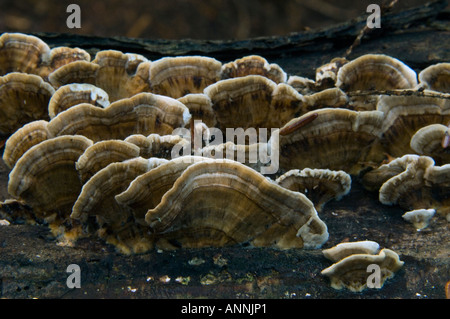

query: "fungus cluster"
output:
321 241 404 292
0 33 449 292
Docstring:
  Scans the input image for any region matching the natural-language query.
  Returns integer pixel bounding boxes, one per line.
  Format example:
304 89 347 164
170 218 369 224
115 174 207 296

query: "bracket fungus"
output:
336 54 418 111
277 108 384 174
302 88 349 113
336 54 418 92
144 159 329 250
149 56 222 99
124 133 190 160
402 208 436 230
220 55 287 84
275 168 351 213
49 50 151 102
48 83 110 119
315 57 348 90
7 135 93 221
410 123 450 165
362 155 450 220
418 63 450 93
2 120 52 169
115 156 211 226
177 93 217 128
286 75 317 95
75 140 141 184
204 75 304 132
0 72 54 136
46 92 191 142
321 241 404 292
377 93 450 157
71 157 169 254
0 32 90 79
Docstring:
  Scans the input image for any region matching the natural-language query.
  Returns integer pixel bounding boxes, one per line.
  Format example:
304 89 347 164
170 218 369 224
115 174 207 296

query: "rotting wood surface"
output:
0 0 449 299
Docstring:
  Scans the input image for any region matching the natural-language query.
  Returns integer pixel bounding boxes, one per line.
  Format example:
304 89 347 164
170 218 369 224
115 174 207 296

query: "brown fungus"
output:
336 54 418 92
124 133 190 159
0 72 54 136
145 159 328 250
322 240 380 262
402 208 436 230
48 83 110 119
0 32 90 79
71 157 168 254
277 108 384 174
286 75 317 95
115 156 211 226
302 88 349 113
7 135 93 221
418 63 450 93
46 92 191 142
336 54 418 111
275 168 351 213
177 93 217 128
377 93 450 157
49 50 151 102
220 55 287 84
204 75 304 132
410 124 450 165
2 120 52 169
315 57 348 90
321 242 404 292
362 155 449 216
75 140 141 184
150 56 222 99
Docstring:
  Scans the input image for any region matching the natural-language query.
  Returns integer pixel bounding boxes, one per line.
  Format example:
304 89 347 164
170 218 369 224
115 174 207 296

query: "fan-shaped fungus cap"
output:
277 109 384 174
286 75 317 95
2 120 51 169
71 157 168 254
378 93 450 157
75 140 141 183
402 208 435 230
47 93 191 142
0 33 90 79
376 155 436 210
145 159 328 250
49 50 151 102
125 133 190 159
150 56 222 99
336 54 417 92
221 55 287 84
276 168 351 213
322 240 380 262
177 93 217 127
418 63 450 93
321 247 404 292
204 75 303 132
48 83 110 119
115 156 211 225
410 124 450 165
7 135 93 219
315 57 348 89
0 72 54 136
302 88 349 113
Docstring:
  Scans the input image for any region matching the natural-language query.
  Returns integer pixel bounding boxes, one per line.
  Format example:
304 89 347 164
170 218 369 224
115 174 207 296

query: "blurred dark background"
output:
0 0 445 40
